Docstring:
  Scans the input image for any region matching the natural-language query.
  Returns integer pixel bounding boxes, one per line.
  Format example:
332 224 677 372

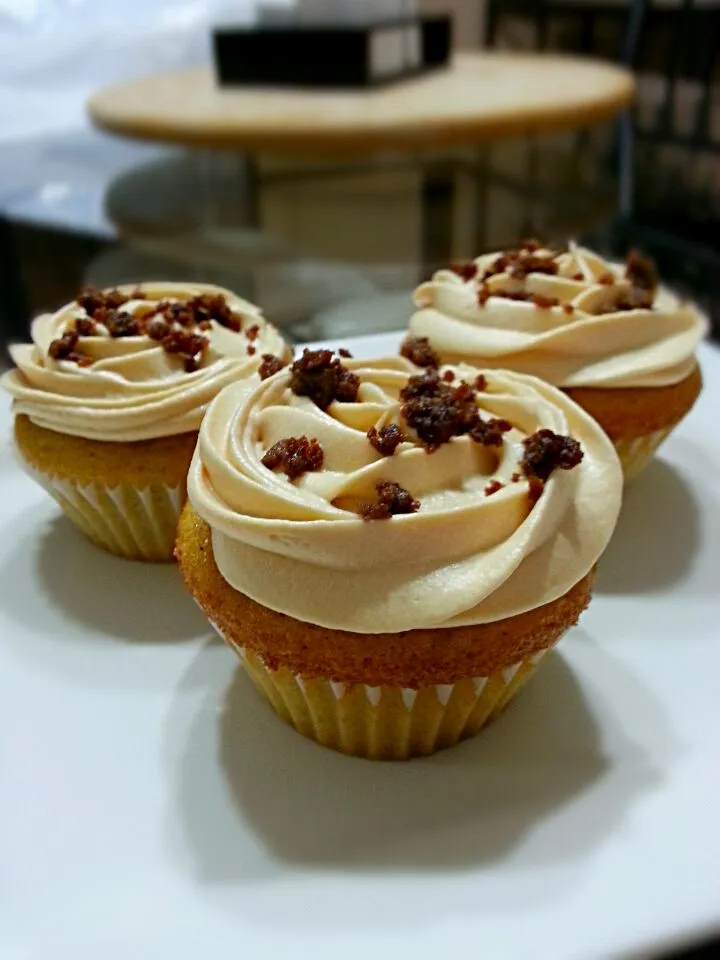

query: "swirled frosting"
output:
410 244 707 388
1 282 290 442
188 354 622 633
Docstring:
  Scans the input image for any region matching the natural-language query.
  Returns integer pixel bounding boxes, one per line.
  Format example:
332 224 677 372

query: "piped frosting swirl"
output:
188 352 622 633
409 243 707 388
1 282 290 442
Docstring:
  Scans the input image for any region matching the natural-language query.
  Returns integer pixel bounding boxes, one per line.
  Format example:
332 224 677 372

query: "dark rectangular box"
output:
213 16 452 89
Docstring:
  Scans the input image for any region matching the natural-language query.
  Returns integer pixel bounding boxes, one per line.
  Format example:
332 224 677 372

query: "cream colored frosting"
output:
188 355 622 633
1 282 289 442
410 244 708 388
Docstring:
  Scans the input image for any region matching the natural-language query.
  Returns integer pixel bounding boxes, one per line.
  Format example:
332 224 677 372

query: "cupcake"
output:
406 242 707 481
176 349 622 760
1 282 290 561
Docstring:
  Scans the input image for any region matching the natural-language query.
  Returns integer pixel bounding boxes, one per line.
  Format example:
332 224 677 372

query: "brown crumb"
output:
261 436 324 481
450 261 478 281
572 271 584 281
400 372 480 451
509 254 558 281
400 336 440 369
359 481 419 521
48 330 79 360
76 287 130 316
146 317 170 341
48 329 94 366
477 283 491 307
259 354 286 380
484 480 504 496
74 316 97 337
511 472 521 482
562 303 575 316
528 476 545 505
521 429 584 481
289 349 360 410
69 353 94 367
162 329 208 372
247 345 256 356
470 417 512 446
367 424 406 456
338 348 353 358
442 370 455 383
106 311 140 338
592 283 655 314
245 324 260 342
185 293 242 332
531 294 560 310
625 249 658 291
520 237 542 252
475 374 487 391
480 248 559 283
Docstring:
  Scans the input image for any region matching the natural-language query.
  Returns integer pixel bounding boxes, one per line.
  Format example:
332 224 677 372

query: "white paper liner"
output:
613 426 673 483
215 622 554 760
30 468 184 562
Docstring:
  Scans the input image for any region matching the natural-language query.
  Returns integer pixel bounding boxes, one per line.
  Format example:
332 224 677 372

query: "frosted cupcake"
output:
176 349 622 759
407 242 707 481
2 282 290 561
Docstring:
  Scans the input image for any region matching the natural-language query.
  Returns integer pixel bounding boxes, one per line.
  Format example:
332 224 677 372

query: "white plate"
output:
2 333 720 960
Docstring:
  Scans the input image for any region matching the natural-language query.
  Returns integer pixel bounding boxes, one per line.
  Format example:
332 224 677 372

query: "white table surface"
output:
2 333 719 960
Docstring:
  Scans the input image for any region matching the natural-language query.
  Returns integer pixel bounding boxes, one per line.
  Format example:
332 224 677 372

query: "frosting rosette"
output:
188 351 622 633
409 243 707 388
2 282 289 442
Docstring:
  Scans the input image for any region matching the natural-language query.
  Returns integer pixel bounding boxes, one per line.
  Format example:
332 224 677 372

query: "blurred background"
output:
1 0 718 351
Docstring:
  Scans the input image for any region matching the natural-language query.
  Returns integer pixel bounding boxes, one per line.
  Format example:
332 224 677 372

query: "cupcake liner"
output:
612 426 673 483
217 627 552 760
29 467 184 562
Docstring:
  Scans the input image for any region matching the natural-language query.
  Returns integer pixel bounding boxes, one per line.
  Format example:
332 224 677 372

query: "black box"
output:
213 16 452 89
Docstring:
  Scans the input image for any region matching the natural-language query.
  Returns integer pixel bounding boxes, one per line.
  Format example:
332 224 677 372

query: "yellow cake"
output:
177 350 622 759
406 242 707 481
2 282 291 560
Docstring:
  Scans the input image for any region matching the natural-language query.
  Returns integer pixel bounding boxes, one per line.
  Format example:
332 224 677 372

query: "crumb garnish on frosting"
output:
469 416 512 446
399 335 440 369
47 329 92 366
479 243 560 284
625 249 658 292
518 428 584 505
258 354 287 380
528 476 545 505
450 261 479 281
436 244 669 324
521 429 583 482
47 288 256 373
399 369 510 453
338 348 353 358
359 481 420 521
289 349 360 410
484 480 504 496
367 424 407 456
261 436 324 480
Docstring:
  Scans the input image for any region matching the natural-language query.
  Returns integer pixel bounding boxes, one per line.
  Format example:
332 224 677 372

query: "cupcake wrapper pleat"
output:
217 627 554 760
613 427 673 483
30 468 184 562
